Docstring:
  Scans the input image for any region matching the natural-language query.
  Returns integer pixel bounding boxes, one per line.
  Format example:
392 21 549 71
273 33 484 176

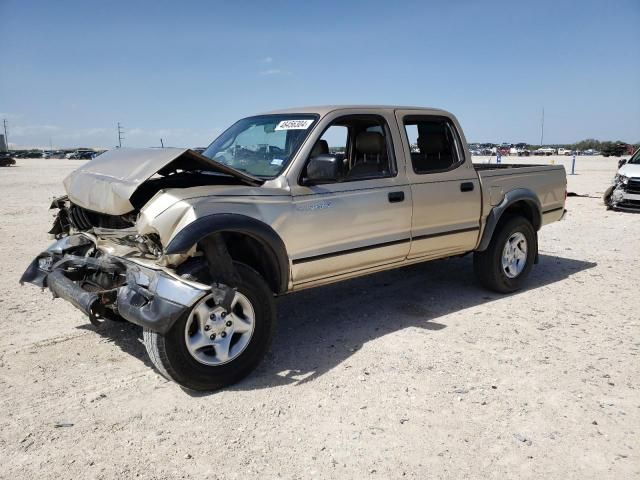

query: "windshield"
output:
628 148 640 165
202 114 319 178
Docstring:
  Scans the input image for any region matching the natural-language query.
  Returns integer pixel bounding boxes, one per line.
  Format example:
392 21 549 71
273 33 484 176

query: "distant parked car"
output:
15 150 44 158
601 143 628 157
512 143 531 156
69 150 97 160
44 150 67 159
604 148 640 211
534 148 556 156
0 152 16 167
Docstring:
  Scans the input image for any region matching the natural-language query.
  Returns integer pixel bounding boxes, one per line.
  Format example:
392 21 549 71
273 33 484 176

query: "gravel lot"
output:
0 156 638 479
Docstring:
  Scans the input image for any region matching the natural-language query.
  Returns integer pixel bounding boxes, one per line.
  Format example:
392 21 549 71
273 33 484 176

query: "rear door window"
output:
403 117 463 173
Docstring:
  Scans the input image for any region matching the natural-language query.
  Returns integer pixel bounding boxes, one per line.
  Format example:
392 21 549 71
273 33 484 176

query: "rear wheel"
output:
143 262 276 391
473 216 536 293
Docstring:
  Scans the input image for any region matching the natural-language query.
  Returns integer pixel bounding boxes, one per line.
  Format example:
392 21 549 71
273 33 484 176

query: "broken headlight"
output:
614 174 629 185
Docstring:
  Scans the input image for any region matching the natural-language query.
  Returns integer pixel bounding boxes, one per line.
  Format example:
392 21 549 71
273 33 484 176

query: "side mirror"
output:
304 154 340 184
618 158 627 168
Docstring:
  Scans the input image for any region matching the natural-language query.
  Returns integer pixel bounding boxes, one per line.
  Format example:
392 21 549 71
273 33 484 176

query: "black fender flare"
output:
165 213 289 294
477 188 542 252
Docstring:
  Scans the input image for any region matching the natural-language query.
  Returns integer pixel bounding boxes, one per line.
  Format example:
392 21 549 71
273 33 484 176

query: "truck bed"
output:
474 162 566 227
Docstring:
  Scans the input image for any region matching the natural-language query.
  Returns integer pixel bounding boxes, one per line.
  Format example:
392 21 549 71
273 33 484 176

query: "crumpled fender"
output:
165 213 290 294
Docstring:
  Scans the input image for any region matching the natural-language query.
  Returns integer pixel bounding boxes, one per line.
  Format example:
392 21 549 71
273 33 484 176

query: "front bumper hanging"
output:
20 234 209 334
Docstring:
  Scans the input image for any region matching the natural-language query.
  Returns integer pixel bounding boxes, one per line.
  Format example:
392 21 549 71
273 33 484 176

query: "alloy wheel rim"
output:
184 291 255 366
501 232 528 279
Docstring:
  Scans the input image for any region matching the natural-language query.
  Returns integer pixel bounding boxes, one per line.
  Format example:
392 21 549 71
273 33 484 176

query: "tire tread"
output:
473 215 536 293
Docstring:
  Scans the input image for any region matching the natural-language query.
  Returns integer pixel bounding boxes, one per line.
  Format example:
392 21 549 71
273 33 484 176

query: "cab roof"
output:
262 105 450 116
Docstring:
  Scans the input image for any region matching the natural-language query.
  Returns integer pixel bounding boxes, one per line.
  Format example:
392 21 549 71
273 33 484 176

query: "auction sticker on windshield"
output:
275 119 314 130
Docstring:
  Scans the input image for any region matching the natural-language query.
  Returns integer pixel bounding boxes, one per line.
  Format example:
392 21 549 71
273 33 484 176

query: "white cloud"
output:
261 56 273 63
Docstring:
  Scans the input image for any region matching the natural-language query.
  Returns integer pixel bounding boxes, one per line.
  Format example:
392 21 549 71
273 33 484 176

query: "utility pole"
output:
117 122 124 148
3 119 8 147
540 107 545 146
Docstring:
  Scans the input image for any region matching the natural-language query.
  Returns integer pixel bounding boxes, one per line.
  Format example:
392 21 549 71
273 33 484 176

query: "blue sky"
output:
1 0 638 148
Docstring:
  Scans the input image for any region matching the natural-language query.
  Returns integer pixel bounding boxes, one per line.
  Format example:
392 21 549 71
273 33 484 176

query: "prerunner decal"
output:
275 119 314 130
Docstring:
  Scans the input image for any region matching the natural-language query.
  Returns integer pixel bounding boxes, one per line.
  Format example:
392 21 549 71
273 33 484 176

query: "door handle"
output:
460 182 474 192
388 191 405 203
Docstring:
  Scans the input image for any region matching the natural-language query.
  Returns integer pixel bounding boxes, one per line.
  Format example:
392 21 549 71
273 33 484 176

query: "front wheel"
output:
143 262 276 391
473 216 537 293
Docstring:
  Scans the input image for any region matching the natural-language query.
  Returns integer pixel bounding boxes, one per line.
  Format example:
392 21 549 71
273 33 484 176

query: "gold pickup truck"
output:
21 106 566 390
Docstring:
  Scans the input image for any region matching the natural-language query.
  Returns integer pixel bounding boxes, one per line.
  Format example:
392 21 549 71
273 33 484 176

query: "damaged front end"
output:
604 174 640 212
20 234 210 333
20 147 263 333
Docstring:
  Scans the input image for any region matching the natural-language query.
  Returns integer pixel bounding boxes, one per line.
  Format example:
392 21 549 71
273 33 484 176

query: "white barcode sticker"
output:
275 119 314 130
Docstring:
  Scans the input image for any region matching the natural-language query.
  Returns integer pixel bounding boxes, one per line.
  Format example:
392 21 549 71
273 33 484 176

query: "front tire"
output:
473 216 537 293
143 262 276 391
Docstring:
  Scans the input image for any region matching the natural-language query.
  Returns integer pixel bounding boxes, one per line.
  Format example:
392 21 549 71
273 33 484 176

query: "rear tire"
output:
473 216 537 293
143 262 276 391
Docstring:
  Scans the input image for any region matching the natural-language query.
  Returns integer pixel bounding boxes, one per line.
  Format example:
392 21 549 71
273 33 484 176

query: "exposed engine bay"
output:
47 147 264 261
21 148 262 333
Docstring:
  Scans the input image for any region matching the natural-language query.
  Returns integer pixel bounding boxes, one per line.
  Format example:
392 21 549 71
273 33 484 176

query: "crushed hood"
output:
63 148 262 215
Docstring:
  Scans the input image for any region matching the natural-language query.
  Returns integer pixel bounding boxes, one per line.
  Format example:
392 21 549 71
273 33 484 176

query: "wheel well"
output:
500 200 540 230
219 232 282 294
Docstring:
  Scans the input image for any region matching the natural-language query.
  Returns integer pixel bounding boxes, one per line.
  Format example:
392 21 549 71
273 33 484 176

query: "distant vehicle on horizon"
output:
0 152 16 167
14 150 44 158
43 150 67 159
72 151 97 160
534 148 556 156
601 143 628 157
510 143 530 156
67 150 99 160
498 143 510 156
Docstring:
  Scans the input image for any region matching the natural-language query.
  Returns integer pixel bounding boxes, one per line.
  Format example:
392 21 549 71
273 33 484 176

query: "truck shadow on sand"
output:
83 254 596 394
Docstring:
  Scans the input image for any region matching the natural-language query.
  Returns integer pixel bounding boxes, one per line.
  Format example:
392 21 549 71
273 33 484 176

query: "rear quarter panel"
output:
477 165 567 228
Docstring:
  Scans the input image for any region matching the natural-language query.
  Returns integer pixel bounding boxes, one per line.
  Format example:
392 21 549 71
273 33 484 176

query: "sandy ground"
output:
0 156 638 480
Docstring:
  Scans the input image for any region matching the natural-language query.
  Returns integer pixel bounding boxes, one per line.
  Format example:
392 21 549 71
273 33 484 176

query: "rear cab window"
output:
403 116 465 174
